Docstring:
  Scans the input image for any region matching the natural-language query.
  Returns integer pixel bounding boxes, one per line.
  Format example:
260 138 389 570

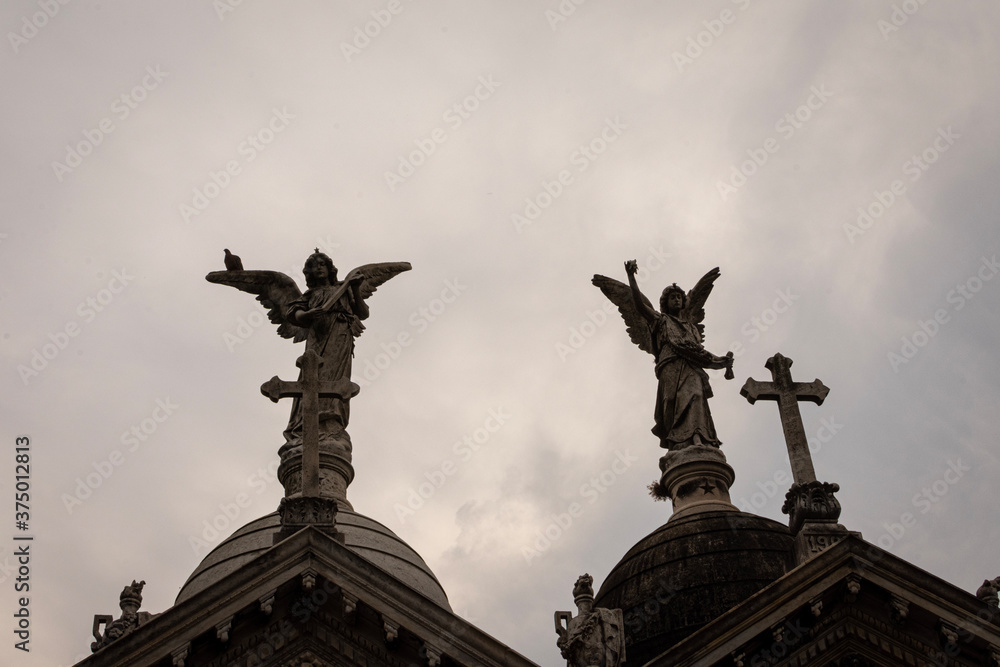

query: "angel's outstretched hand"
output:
624 259 638 276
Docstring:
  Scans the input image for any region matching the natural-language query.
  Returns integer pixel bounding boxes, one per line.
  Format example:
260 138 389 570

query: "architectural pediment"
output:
646 535 1000 666
78 526 539 667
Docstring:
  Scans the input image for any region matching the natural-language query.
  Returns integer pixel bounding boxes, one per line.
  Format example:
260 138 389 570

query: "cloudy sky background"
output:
2 1 999 665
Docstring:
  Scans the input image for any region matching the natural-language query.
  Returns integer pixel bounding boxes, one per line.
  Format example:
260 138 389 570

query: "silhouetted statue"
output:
594 261 733 450
555 574 625 667
207 249 410 452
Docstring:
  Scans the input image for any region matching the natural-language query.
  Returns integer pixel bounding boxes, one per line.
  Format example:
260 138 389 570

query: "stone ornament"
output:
889 596 910 625
977 577 1000 606
555 574 625 667
91 580 152 652
593 262 733 451
742 354 842 534
279 494 338 526
781 481 843 533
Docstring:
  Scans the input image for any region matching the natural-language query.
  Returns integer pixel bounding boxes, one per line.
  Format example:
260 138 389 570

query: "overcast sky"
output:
2 1 1000 665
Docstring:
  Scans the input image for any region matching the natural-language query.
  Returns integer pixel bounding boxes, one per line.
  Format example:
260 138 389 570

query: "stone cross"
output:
740 353 829 486
261 349 356 497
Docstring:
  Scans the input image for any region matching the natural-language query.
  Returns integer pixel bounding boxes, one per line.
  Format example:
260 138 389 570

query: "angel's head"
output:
660 283 685 315
303 249 337 288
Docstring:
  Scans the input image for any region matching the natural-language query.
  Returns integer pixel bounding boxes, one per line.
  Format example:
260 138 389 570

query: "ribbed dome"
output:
595 511 792 665
176 510 451 610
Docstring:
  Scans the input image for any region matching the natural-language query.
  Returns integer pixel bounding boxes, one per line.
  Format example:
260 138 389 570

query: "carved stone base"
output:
278 439 355 511
274 496 343 544
782 480 842 534
658 445 738 520
792 521 859 565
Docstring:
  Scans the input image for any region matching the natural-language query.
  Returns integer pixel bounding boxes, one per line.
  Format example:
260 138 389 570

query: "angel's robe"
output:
281 282 365 449
651 313 721 449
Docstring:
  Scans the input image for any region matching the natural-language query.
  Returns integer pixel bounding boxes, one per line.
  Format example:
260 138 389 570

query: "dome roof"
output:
176 510 451 610
595 510 792 665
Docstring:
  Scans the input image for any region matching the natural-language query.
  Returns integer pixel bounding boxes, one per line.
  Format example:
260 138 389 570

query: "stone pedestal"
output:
277 439 355 511
782 480 841 534
783 481 858 564
791 521 854 564
658 445 738 520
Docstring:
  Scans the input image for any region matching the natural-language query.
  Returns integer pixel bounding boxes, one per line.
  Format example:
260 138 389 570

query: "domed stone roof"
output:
594 510 792 665
176 510 451 610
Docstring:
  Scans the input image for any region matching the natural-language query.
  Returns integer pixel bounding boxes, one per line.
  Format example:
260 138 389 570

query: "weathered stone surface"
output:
742 353 844 540
176 511 451 610
91 580 153 653
656 445 738 519
555 574 625 667
642 535 1000 666
594 511 792 666
781 480 842 534
741 353 828 486
262 348 359 500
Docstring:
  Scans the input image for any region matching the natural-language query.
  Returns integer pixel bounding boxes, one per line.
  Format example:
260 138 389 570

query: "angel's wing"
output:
592 275 656 356
344 262 412 300
681 267 720 340
205 270 308 342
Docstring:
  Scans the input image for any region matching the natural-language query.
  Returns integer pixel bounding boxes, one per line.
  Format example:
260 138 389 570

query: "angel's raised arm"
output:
592 270 657 357
624 259 658 323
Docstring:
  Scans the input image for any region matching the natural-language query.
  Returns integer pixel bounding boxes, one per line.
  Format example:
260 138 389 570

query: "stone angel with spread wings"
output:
206 249 410 452
593 260 733 451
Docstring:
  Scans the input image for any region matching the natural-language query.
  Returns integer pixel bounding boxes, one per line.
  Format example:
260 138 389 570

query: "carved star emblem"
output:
699 480 715 495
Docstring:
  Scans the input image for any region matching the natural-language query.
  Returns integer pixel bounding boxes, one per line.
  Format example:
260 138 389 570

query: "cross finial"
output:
261 350 358 497
261 349 358 535
742 353 842 535
741 353 828 485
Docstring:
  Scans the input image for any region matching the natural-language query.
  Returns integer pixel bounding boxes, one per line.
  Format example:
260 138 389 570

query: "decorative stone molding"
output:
829 654 873 667
301 570 317 592
888 596 909 625
770 620 786 644
279 494 339 526
170 643 189 666
939 619 959 647
782 480 842 534
810 597 824 617
423 642 444 667
656 445 738 520
277 440 357 510
215 617 233 643
259 591 276 616
845 574 862 602
383 618 400 644
342 591 358 618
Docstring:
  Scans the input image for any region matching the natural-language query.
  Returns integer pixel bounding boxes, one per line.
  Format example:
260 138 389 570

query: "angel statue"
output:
593 260 734 451
206 249 410 453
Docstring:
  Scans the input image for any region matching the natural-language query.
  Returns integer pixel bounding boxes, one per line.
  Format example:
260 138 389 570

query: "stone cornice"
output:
647 535 1000 666
76 526 539 667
